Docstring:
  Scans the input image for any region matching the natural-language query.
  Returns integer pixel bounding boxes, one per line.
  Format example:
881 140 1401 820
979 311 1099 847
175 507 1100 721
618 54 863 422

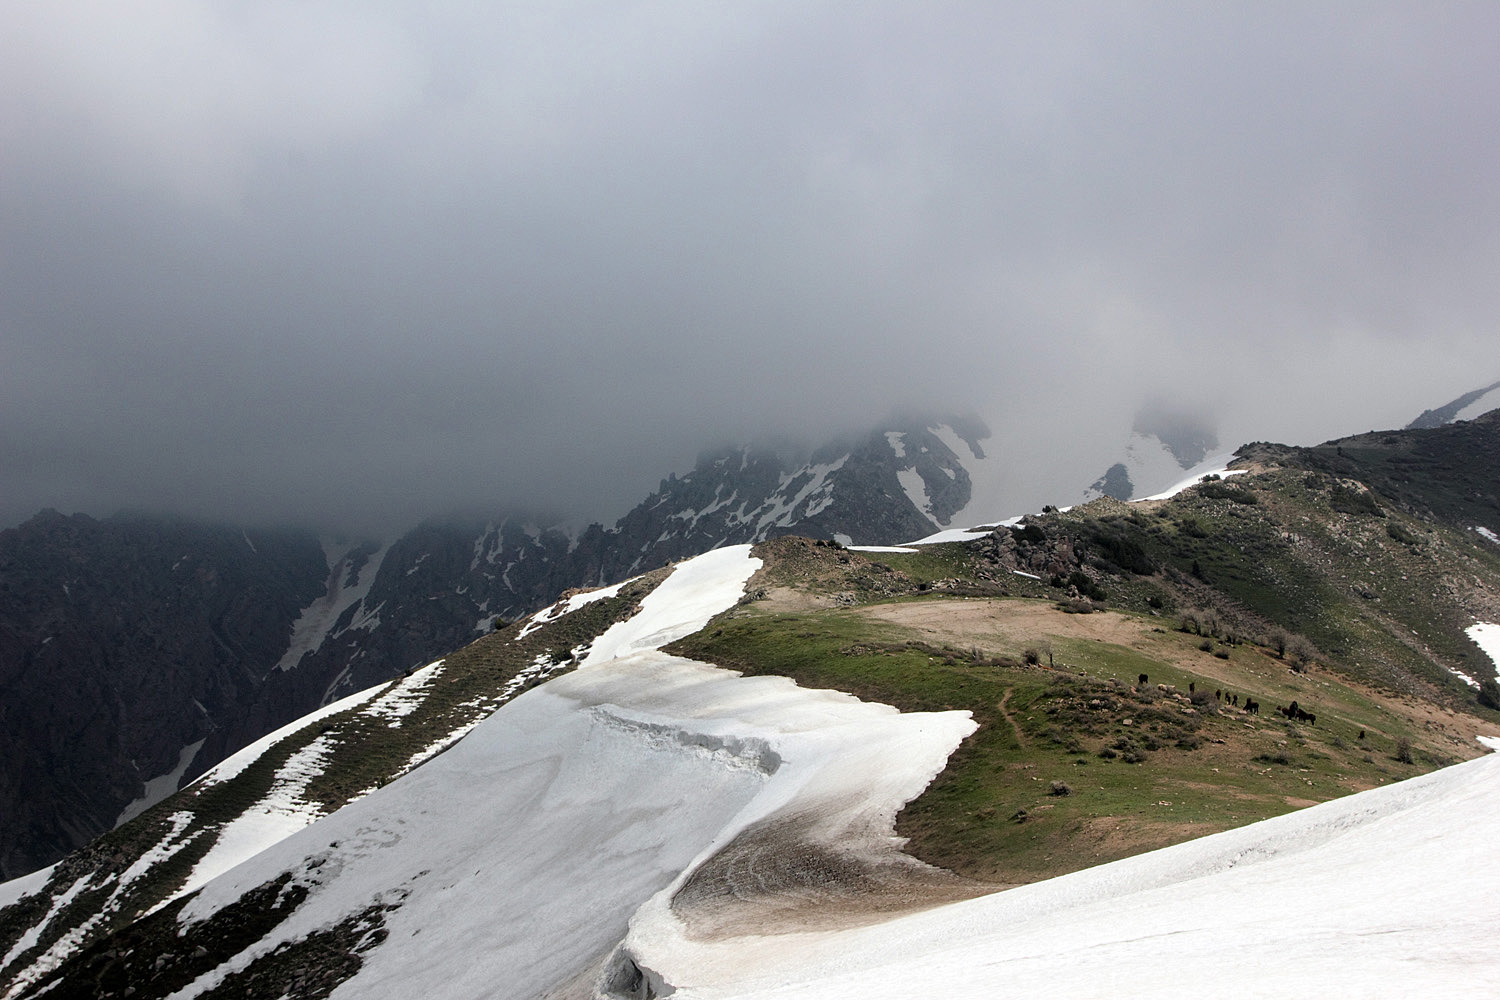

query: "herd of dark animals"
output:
1126 673 1291 722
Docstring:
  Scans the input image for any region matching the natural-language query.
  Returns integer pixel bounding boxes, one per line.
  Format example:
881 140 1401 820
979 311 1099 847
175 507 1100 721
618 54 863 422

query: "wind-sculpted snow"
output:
152 653 974 1000
636 748 1500 998
0 545 773 995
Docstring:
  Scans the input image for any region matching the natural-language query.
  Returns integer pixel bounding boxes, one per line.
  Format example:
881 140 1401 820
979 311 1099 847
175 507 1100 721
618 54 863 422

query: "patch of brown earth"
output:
856 598 1497 759
670 812 993 939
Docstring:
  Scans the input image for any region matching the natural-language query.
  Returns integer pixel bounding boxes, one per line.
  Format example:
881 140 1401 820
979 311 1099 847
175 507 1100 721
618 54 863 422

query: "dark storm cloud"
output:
4 2 1498 531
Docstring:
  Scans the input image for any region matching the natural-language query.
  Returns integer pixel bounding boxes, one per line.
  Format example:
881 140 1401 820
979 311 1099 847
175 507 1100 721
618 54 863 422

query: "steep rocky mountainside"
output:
0 417 982 878
0 514 327 880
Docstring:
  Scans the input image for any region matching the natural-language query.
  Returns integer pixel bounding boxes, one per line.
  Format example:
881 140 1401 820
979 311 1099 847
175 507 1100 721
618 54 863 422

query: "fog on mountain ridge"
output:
3 3 1497 534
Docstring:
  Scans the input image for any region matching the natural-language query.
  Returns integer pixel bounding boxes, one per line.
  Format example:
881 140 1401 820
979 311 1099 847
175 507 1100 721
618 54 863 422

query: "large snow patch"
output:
169 653 974 1000
643 749 1500 998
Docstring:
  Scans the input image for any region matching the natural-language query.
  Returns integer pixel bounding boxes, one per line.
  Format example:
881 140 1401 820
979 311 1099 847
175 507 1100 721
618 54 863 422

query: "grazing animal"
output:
1215 689 1222 701
1139 673 1149 686
1281 700 1316 725
1189 682 1196 694
1232 694 1239 706
1244 698 1259 714
1359 729 1366 740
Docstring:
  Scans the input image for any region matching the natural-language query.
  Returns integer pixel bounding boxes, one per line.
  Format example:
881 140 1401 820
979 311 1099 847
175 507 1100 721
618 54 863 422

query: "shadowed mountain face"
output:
0 513 327 879
0 417 979 878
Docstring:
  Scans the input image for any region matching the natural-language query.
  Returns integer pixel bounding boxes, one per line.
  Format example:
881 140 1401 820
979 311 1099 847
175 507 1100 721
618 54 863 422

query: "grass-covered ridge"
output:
669 532 1496 885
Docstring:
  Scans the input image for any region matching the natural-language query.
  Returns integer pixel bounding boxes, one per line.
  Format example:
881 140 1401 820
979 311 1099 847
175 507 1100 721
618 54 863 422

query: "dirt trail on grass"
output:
997 687 1026 749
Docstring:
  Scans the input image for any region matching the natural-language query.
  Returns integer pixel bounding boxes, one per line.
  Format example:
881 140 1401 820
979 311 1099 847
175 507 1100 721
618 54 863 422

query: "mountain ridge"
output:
0 415 984 879
4 408 1500 993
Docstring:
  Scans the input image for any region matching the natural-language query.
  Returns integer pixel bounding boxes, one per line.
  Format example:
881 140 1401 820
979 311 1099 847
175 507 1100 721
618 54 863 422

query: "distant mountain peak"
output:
1131 403 1218 470
1407 379 1500 429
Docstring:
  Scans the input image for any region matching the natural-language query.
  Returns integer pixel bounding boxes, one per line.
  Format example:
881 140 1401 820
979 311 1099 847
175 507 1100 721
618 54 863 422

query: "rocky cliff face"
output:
240 419 987 721
0 416 985 877
0 513 327 879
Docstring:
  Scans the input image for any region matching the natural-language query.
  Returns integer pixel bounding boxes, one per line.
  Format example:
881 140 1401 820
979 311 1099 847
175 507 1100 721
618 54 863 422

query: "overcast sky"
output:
3 2 1498 533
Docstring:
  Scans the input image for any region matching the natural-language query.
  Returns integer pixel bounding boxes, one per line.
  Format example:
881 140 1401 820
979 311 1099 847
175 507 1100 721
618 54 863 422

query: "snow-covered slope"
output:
636 744 1500 998
145 650 974 1000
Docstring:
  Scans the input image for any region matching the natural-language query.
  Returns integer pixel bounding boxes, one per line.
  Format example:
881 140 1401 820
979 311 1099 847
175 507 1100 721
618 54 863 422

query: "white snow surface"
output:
752 458 847 537
1453 385 1500 422
580 545 760 666
274 539 389 671
928 423 996 528
641 748 1500 998
1468 622 1500 680
114 739 205 828
516 580 625 639
175 734 344 903
189 684 385 790
361 659 444 726
0 866 54 915
1475 526 1499 545
1079 430 1192 504
895 466 930 520
167 652 974 1000
1135 454 1248 501
907 514 1023 546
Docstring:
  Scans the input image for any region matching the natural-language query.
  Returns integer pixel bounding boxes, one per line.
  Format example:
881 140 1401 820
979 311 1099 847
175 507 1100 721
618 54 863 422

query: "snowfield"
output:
639 746 1500 998
166 654 975 999
1469 623 1500 681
